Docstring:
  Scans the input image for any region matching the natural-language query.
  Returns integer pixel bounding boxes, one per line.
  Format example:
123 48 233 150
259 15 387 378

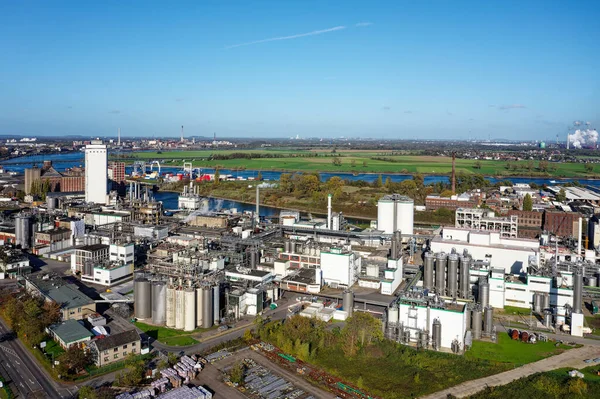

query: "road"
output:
0 318 78 398
421 345 600 399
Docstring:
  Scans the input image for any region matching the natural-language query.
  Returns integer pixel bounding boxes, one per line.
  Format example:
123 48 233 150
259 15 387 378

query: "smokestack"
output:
181 125 184 143
567 131 570 150
256 185 260 222
578 216 582 256
451 152 456 194
118 128 121 146
327 194 332 230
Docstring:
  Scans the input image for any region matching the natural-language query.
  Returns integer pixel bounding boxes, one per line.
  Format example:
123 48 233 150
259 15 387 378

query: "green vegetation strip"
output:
134 321 200 346
116 149 600 178
465 333 571 365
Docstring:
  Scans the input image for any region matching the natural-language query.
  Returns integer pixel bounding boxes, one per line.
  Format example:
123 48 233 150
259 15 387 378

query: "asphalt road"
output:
0 318 78 398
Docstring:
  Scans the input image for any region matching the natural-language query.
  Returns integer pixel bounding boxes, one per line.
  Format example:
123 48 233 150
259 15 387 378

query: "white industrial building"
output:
85 140 108 204
455 208 518 238
377 194 414 235
80 242 135 286
431 227 539 275
319 248 362 288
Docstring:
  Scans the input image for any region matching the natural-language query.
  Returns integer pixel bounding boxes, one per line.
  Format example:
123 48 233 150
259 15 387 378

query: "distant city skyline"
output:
1 1 598 140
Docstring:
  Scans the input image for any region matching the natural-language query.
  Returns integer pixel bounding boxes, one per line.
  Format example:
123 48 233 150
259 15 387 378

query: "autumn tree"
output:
58 345 93 376
522 194 533 211
341 313 383 357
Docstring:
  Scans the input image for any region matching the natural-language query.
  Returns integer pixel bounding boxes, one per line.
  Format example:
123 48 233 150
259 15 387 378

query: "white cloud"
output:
355 22 373 27
226 26 346 49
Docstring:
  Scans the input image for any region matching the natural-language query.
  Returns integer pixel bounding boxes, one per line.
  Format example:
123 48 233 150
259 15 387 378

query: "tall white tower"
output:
85 139 108 204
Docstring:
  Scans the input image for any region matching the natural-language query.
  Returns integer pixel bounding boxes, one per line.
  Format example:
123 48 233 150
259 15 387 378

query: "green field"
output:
465 333 571 365
115 149 599 178
44 339 65 357
501 305 533 316
134 321 203 346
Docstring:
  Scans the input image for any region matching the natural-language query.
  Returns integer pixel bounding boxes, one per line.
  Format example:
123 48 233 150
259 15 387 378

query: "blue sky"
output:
0 1 598 140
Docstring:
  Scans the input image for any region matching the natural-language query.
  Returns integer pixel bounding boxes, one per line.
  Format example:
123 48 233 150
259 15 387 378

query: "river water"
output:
4 151 598 219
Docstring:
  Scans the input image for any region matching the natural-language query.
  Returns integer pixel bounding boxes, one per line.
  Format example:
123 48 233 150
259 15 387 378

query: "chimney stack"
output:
451 152 456 194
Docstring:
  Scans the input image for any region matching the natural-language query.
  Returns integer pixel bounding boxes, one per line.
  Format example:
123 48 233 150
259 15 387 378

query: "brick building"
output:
425 194 480 211
543 210 581 237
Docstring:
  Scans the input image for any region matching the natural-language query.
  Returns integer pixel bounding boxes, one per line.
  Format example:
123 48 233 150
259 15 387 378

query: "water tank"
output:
573 269 583 313
419 330 429 349
432 319 442 351
542 293 550 311
213 285 221 325
202 287 213 329
15 213 33 249
175 289 185 329
377 197 396 234
472 308 482 339
544 310 553 328
435 253 447 296
184 288 196 331
587 276 598 288
152 281 167 325
166 285 176 328
533 292 542 313
196 288 204 327
478 279 489 308
484 306 494 335
343 290 354 317
423 252 434 291
459 256 471 299
46 196 56 210
134 278 152 319
447 254 459 298
387 306 399 325
395 196 414 236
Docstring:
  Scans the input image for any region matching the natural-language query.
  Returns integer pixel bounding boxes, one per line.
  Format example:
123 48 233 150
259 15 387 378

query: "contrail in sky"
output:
225 26 346 49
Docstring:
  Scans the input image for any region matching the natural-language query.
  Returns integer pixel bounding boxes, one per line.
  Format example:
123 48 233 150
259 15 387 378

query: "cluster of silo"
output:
134 275 220 331
469 304 493 340
532 292 550 314
423 251 471 299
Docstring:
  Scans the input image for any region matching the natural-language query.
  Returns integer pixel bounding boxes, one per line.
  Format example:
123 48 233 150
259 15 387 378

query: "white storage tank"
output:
377 197 396 234
184 288 196 331
196 288 204 328
175 288 185 330
395 195 414 236
166 285 176 328
387 306 399 324
377 194 414 235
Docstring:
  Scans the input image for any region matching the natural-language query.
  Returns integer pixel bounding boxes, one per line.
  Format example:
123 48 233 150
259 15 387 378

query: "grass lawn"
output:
134 321 203 346
44 339 65 357
500 305 533 316
465 333 571 365
585 316 600 336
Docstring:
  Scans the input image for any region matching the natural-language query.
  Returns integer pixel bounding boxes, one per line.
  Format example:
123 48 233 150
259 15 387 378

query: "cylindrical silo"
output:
377 196 396 234
459 256 471 299
542 293 550 310
387 306 399 325
479 279 489 308
472 307 482 339
447 254 459 298
250 251 257 268
573 269 583 313
395 195 414 236
166 285 176 328
134 278 152 319
533 293 542 313
432 319 442 351
435 253 447 296
213 285 221 325
423 252 434 291
544 310 553 328
343 290 354 317
464 304 471 331
15 213 33 250
46 196 56 210
284 241 291 253
196 288 204 327
484 306 494 335
202 287 213 329
587 276 598 288
184 287 196 331
175 288 185 330
152 281 167 325
419 330 428 349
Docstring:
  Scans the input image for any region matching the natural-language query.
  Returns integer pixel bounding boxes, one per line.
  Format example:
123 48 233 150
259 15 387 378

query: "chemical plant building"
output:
85 139 108 204
455 208 518 238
